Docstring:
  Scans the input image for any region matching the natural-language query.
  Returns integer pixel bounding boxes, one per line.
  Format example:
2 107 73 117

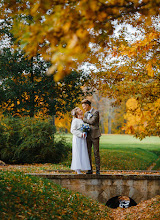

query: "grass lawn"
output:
0 171 111 220
0 171 159 220
58 134 160 170
0 135 159 219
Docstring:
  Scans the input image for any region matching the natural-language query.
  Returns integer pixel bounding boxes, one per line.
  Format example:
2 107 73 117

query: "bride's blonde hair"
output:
71 107 80 118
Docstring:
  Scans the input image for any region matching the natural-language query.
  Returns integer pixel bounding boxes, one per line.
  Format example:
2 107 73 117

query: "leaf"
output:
68 34 78 49
146 62 154 77
31 2 40 15
126 98 138 110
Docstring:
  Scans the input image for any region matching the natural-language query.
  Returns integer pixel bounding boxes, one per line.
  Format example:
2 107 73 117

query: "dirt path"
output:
147 157 160 171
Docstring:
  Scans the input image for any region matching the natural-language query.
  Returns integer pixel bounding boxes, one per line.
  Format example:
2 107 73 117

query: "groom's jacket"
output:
83 108 101 139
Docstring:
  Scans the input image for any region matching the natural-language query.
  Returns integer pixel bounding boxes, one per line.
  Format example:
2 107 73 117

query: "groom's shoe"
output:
96 170 100 175
86 170 93 174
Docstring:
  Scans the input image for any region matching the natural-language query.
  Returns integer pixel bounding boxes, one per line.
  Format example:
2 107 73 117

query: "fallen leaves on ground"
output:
0 163 160 176
0 164 159 219
0 171 111 220
110 195 160 220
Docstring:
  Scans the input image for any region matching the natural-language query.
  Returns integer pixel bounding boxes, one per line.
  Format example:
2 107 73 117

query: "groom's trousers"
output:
86 135 100 171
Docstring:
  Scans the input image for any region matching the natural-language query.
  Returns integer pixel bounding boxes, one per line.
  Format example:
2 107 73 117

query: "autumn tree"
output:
88 91 126 134
0 20 90 118
88 16 160 138
0 49 89 117
1 1 159 78
1 0 159 138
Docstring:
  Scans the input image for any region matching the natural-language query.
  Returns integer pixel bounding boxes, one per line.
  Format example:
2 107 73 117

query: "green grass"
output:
0 135 159 219
100 148 157 170
99 135 160 170
59 134 160 170
0 171 111 220
152 158 160 170
0 171 160 220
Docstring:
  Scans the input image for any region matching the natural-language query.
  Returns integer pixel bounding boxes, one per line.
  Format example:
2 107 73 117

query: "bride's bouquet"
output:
80 123 90 137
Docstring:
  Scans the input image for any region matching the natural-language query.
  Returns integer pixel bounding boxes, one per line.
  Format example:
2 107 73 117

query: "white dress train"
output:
70 118 91 171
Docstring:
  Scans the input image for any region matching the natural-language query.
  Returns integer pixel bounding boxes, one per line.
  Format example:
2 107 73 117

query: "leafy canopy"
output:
1 0 160 138
1 0 159 80
0 19 90 117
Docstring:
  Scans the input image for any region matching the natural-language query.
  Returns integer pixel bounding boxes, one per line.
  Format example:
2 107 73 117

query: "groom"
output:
82 99 101 175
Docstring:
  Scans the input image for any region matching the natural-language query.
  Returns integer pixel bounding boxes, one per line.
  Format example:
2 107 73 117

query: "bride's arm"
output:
70 119 83 138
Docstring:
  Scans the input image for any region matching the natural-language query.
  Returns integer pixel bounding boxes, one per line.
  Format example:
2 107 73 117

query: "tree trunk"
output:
108 108 112 134
30 57 34 117
100 117 105 134
52 115 55 126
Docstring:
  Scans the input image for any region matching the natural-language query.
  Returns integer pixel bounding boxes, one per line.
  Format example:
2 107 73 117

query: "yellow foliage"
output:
55 113 72 133
62 22 71 33
146 62 154 77
124 98 160 137
55 103 84 132
2 0 159 82
1 0 159 138
31 2 40 16
126 98 138 110
89 0 99 11
155 99 160 108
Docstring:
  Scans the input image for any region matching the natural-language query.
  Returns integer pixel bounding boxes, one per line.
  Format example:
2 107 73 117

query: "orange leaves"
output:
1 0 160 86
119 30 158 58
55 112 72 133
146 62 154 77
155 99 160 108
89 0 100 12
68 34 78 49
62 22 71 33
1 170 111 220
76 28 88 39
97 11 107 21
0 0 110 80
126 98 138 111
111 195 160 220
124 97 160 138
124 99 143 134
31 2 40 16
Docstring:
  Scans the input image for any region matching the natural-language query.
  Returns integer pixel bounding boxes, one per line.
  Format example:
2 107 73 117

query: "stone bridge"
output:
29 171 160 205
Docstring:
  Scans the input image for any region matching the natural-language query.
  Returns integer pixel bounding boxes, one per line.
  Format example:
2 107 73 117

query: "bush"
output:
0 117 21 163
0 116 70 164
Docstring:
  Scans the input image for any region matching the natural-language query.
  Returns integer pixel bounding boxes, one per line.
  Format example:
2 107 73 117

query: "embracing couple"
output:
70 99 101 175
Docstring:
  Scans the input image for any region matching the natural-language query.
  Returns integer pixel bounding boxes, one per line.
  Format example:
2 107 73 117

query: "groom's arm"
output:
83 111 99 126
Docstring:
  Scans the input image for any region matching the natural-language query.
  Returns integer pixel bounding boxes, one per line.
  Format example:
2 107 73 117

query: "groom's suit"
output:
83 108 101 172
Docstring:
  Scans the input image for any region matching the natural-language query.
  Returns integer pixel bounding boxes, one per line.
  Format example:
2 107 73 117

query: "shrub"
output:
0 117 21 163
0 116 70 164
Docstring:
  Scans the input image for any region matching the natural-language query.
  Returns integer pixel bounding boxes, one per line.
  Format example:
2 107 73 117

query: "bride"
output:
70 107 91 174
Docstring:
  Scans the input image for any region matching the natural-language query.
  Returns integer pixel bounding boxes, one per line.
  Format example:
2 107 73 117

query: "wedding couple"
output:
70 99 101 175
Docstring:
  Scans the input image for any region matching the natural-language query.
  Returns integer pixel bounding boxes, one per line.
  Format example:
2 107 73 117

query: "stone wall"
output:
29 173 160 204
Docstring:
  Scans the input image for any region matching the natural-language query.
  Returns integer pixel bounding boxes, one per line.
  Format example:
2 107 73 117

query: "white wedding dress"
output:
70 118 91 171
